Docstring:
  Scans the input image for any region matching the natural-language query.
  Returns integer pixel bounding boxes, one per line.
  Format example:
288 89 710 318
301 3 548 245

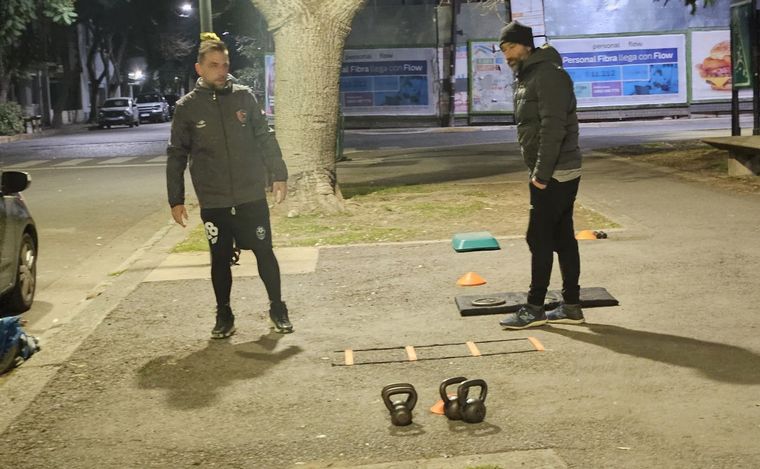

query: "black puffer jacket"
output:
166 78 287 209
513 44 581 182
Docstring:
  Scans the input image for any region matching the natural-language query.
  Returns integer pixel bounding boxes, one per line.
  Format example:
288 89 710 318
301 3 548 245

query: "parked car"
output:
97 97 139 129
136 93 170 123
164 94 180 119
0 171 37 315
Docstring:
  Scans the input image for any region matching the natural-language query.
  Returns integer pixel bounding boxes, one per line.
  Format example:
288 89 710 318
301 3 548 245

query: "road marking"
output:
97 157 137 165
466 341 482 357
405 345 417 361
3 160 47 169
146 155 167 163
527 336 545 351
53 159 88 167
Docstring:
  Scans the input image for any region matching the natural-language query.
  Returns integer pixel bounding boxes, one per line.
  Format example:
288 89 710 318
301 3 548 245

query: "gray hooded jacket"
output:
513 44 582 183
166 78 288 209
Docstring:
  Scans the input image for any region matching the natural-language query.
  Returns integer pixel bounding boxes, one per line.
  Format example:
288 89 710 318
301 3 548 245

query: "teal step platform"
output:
455 287 619 316
452 231 501 252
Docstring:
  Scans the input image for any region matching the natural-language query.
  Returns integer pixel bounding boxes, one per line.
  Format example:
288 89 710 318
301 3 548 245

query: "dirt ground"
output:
2 139 759 468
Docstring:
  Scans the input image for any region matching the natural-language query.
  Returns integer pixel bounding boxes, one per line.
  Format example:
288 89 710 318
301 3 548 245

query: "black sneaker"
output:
499 304 547 330
269 301 294 334
547 303 585 324
211 305 236 339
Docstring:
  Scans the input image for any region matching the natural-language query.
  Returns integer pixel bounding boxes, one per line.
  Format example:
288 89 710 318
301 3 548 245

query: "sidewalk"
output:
0 123 91 144
1 146 760 468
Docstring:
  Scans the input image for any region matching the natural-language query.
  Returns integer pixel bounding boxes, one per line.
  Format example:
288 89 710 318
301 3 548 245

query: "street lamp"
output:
128 70 144 98
179 3 192 17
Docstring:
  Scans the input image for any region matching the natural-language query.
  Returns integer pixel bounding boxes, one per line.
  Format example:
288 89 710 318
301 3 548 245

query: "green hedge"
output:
0 102 25 136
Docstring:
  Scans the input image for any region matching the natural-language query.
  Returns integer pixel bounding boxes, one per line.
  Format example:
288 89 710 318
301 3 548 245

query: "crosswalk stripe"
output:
3 160 47 169
97 157 136 165
53 159 88 167
146 155 167 163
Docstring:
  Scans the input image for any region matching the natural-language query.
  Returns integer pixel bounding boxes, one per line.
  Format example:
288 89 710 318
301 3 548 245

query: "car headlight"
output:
124 110 132 116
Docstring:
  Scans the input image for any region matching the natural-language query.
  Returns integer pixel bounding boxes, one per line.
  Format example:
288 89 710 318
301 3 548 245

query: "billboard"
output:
511 0 546 37
691 30 752 101
264 54 275 116
454 45 469 115
552 34 688 108
730 0 754 88
469 41 514 114
340 48 438 116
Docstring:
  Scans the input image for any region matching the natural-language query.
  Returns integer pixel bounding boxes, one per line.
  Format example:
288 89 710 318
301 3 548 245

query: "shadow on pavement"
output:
544 323 760 384
136 332 303 409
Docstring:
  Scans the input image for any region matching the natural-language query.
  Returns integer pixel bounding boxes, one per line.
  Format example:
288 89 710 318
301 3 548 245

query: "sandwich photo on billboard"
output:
696 40 732 91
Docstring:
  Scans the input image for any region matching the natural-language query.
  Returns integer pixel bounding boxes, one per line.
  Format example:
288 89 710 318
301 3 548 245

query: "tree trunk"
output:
85 25 107 123
52 27 79 128
0 56 9 104
251 0 366 215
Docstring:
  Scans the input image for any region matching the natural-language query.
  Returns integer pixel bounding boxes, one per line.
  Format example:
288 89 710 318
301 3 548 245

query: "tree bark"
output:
250 0 366 215
86 26 106 123
0 56 9 103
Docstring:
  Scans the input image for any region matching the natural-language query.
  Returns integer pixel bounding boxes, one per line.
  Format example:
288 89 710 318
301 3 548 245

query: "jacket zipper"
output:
213 90 237 209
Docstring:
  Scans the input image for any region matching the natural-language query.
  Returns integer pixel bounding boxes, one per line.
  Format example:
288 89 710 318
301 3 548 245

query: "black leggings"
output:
200 200 282 307
526 177 581 306
210 244 282 307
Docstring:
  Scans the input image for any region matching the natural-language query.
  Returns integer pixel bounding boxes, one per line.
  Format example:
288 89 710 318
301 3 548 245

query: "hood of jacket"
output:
517 44 563 76
194 76 233 95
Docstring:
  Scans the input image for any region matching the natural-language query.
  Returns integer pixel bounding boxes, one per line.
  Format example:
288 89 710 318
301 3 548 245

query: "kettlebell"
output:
457 378 488 424
381 383 418 426
439 376 468 421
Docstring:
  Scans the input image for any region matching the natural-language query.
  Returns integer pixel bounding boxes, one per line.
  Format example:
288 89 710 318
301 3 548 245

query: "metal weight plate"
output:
471 297 506 307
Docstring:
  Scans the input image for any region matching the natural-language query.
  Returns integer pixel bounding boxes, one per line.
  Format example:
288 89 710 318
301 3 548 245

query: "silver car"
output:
0 171 37 314
136 93 170 123
97 97 140 129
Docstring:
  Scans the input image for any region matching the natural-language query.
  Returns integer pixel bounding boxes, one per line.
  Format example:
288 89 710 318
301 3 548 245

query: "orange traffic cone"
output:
457 272 487 286
575 230 597 240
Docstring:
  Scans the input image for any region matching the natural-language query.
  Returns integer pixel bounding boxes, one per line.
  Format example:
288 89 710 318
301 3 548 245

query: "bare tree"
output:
250 0 366 215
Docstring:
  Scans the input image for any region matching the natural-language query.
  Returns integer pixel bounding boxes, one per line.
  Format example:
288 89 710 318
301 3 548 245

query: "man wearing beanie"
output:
497 21 585 329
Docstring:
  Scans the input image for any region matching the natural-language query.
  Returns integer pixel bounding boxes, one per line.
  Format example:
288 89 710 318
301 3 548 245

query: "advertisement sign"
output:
730 0 753 88
551 34 687 108
543 0 732 37
469 41 514 114
511 0 546 37
264 54 275 116
454 45 469 115
340 48 438 116
691 30 752 101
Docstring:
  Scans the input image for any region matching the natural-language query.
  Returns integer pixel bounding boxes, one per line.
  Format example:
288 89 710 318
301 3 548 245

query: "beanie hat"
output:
499 21 534 49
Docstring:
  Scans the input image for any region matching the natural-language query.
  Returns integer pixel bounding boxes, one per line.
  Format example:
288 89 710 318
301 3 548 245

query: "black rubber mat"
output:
456 287 619 316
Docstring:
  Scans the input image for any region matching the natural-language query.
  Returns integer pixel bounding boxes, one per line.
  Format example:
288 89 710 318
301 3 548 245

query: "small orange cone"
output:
457 272 487 286
430 394 457 415
576 230 597 240
430 399 445 415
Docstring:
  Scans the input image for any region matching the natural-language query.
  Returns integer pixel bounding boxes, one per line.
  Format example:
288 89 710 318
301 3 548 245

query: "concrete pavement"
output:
1 143 760 468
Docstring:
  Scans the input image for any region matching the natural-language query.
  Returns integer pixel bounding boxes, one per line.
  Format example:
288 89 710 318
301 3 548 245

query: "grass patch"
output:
172 223 208 253
173 181 618 251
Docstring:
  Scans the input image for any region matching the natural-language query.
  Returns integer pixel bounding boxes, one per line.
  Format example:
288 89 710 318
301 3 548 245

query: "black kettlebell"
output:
439 376 467 421
457 379 488 424
381 383 418 426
